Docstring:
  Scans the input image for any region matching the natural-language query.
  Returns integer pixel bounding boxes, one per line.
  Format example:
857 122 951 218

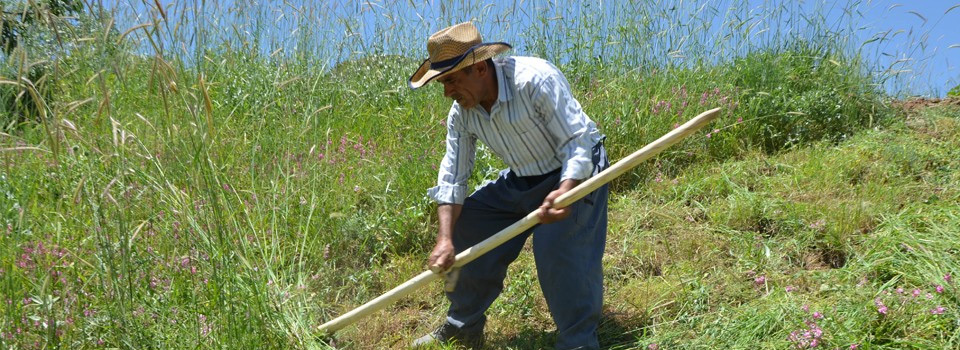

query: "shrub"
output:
949 84 960 97
727 42 887 152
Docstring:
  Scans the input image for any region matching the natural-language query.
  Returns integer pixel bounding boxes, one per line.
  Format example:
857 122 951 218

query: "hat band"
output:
427 42 512 71
429 47 478 70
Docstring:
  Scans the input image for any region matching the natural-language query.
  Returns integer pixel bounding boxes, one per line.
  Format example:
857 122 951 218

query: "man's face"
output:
438 64 485 109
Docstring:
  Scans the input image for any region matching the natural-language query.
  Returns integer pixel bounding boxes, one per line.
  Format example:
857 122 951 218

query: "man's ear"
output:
474 61 488 76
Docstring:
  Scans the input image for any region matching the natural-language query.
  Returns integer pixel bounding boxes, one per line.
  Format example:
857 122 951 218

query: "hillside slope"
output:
338 103 960 349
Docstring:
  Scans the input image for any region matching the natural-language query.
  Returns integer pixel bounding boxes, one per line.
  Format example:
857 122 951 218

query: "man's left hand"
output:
537 179 580 224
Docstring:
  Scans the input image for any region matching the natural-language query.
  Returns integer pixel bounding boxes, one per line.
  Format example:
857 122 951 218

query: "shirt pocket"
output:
500 106 542 136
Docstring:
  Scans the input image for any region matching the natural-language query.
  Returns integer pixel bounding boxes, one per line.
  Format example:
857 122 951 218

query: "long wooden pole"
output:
317 107 723 335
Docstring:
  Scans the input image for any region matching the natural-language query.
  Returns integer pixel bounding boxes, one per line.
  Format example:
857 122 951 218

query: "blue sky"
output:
107 0 960 96
854 1 960 96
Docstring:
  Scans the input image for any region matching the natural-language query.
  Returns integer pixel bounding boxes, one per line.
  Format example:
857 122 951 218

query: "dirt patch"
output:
597 309 650 348
892 97 960 114
802 248 847 270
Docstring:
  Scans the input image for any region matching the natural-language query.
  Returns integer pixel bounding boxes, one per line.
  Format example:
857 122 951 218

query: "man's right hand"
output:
430 203 463 273
428 239 456 273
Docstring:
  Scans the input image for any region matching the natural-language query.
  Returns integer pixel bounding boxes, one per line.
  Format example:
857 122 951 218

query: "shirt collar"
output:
494 59 513 102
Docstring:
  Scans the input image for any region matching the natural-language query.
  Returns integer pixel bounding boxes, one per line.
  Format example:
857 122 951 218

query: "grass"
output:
376 104 960 349
1 0 958 349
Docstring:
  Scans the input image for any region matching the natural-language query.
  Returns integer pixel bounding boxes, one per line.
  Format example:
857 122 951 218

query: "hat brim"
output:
408 42 512 89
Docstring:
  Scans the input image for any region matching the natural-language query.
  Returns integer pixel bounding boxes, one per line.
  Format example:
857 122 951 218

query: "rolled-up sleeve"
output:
427 107 477 204
531 72 595 182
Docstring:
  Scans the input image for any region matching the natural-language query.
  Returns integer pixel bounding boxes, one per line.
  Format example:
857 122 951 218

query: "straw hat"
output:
408 22 512 89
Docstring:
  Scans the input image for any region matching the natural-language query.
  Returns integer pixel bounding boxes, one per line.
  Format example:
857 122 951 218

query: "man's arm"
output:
530 70 596 184
425 107 475 270
529 64 598 223
429 203 462 272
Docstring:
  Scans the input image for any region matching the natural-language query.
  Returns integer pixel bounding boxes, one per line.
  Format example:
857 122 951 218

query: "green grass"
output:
1 0 958 349
601 105 960 349
377 106 960 349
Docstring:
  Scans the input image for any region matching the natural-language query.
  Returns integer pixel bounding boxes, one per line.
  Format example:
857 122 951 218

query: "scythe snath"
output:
318 107 723 336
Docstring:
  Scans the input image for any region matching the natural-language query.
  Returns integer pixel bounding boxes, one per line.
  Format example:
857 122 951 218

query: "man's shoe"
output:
411 322 484 349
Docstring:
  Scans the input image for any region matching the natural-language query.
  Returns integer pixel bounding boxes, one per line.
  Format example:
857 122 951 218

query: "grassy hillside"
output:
330 102 959 350
1 1 957 349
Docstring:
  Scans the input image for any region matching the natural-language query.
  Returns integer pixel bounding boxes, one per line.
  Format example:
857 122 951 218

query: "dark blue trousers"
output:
445 142 609 350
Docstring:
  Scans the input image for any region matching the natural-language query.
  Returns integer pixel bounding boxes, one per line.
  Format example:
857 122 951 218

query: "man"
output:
408 22 609 350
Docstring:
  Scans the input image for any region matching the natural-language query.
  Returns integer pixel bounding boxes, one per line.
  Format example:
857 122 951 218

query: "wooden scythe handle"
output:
317 107 722 335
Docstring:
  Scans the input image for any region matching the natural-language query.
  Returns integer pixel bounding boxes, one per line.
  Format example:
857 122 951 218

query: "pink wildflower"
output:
874 298 888 315
850 344 859 349
199 314 210 336
808 219 825 230
788 320 823 349
936 285 944 293
930 306 945 315
812 312 823 319
754 275 766 285
912 289 921 297
945 274 952 283
648 344 659 350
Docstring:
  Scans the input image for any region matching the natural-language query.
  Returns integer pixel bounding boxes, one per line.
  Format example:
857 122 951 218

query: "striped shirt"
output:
427 56 603 204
